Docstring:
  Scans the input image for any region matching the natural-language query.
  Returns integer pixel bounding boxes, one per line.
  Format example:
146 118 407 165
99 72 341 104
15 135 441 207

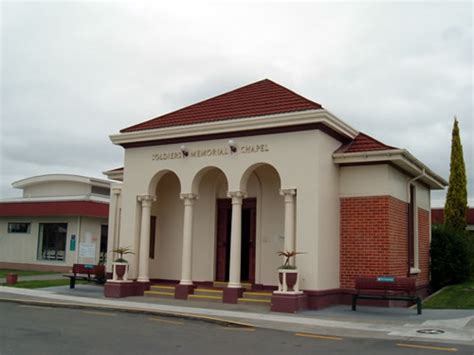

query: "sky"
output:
1 1 472 207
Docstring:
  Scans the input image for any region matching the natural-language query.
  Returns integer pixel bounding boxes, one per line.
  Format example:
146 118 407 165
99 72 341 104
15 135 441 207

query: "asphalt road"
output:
0 302 471 355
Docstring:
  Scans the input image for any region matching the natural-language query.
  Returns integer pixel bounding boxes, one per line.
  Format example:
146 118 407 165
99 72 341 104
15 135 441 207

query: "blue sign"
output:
377 276 395 283
70 235 76 251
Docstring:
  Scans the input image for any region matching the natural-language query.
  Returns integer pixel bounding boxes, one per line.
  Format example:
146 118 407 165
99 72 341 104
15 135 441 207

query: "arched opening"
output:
239 163 284 286
148 170 183 280
190 166 229 282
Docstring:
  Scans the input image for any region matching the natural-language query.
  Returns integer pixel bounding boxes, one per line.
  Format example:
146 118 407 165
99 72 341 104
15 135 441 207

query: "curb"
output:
0 297 256 328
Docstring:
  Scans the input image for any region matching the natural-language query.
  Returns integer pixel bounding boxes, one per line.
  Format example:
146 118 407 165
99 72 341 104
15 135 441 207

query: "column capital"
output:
137 195 156 207
227 191 247 203
279 188 296 197
111 187 122 196
180 193 198 206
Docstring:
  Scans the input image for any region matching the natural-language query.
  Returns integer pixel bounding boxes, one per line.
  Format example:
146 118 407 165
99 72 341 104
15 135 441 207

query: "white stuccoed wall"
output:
117 129 343 289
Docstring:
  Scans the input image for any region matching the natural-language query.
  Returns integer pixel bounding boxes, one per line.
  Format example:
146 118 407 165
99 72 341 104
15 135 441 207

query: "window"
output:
91 186 110 196
8 222 31 233
149 216 156 259
100 224 108 263
37 223 67 261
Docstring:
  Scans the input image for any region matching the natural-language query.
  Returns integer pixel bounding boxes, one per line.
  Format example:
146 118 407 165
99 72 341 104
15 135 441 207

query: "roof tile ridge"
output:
263 79 323 109
357 132 398 150
121 79 271 133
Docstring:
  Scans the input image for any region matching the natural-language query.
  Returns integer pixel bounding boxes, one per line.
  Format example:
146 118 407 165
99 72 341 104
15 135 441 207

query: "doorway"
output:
215 198 256 283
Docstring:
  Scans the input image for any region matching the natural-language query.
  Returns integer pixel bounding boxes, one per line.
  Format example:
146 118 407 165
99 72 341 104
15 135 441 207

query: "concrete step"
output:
150 285 176 293
144 290 175 298
237 297 271 305
242 291 273 301
193 288 224 297
213 281 252 290
188 294 222 302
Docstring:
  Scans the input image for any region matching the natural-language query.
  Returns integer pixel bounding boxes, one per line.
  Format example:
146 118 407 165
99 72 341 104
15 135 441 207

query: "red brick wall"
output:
340 195 421 288
418 208 430 286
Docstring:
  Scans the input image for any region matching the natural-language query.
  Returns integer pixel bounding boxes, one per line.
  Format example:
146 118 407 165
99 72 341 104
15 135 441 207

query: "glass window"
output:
99 224 108 263
37 223 67 261
8 222 31 233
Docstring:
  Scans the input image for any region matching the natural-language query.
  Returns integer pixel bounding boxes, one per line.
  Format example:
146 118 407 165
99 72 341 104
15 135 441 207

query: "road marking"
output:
82 311 116 317
396 343 458 352
219 326 256 332
149 317 183 325
18 305 51 310
295 333 343 341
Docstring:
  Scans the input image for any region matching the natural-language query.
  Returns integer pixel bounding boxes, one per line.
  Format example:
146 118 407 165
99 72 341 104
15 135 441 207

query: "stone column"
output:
227 191 245 288
175 193 198 299
106 187 121 273
137 195 155 283
280 189 296 265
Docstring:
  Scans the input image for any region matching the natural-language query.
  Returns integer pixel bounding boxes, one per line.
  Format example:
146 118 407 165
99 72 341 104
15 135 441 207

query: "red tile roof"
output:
0 201 109 218
336 132 398 153
121 79 322 133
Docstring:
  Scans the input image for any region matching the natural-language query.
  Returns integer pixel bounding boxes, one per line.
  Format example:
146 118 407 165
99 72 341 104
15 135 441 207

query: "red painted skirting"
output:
0 201 109 218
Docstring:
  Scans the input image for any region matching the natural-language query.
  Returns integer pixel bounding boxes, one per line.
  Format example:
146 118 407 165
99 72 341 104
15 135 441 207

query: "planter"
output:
112 262 129 282
276 268 302 294
6 273 18 285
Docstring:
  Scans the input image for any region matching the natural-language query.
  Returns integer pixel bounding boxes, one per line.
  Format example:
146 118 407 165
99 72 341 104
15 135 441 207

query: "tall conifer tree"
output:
444 117 468 231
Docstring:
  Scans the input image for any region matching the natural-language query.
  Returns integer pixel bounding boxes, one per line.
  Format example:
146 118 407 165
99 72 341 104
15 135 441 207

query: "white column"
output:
227 191 246 288
179 193 197 285
137 195 155 282
106 187 121 272
280 189 296 265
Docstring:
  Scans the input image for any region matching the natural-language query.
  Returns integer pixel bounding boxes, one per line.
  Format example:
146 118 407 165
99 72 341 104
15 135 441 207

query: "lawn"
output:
423 280 474 309
0 269 60 278
1 279 87 289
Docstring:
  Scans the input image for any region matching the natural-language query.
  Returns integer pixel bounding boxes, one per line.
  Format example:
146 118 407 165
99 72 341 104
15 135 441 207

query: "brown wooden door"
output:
215 198 256 283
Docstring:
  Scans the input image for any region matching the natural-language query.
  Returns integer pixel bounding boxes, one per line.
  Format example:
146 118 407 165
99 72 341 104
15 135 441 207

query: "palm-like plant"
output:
112 246 134 263
277 250 305 269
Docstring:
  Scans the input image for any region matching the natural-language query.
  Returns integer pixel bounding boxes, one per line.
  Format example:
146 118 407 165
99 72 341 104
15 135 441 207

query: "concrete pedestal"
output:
223 287 244 303
175 284 196 299
104 281 149 298
271 293 308 313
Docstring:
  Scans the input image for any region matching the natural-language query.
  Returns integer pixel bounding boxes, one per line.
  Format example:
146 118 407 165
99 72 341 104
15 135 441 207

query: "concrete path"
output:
0 285 472 346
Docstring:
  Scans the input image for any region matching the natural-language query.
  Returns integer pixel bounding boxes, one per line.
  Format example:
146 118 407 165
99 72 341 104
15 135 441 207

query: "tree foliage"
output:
444 118 468 231
430 224 470 290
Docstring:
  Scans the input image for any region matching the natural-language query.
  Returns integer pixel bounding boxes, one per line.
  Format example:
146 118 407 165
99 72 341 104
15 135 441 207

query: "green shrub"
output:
430 224 470 290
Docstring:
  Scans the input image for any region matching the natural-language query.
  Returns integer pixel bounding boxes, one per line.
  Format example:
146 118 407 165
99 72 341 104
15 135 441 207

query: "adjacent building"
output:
0 174 110 272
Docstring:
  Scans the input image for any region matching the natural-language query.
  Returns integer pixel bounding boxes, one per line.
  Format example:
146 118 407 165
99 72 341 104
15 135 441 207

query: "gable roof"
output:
336 132 398 153
121 79 323 133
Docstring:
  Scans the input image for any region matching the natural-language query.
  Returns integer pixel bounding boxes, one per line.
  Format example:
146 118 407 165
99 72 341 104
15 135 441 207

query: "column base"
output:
223 287 244 303
175 284 196 299
271 292 308 313
104 281 149 298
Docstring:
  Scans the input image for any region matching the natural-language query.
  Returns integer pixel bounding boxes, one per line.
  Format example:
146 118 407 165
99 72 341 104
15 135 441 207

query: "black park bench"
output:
352 276 422 315
63 264 106 289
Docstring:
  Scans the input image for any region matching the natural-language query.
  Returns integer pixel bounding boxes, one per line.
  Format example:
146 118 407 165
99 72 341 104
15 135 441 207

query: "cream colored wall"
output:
340 164 431 210
315 132 341 289
118 129 346 289
76 217 108 265
0 216 106 267
148 173 183 280
22 181 91 198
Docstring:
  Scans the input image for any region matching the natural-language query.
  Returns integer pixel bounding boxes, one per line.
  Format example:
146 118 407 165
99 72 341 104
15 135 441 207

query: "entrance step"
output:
213 281 252 290
193 288 224 297
188 293 223 302
144 285 175 299
238 290 272 306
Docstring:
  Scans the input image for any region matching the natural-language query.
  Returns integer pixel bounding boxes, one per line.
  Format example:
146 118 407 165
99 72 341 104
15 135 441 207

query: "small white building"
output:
0 174 111 272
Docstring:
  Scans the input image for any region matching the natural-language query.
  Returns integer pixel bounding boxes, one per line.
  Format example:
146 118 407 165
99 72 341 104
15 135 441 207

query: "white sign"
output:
79 243 96 258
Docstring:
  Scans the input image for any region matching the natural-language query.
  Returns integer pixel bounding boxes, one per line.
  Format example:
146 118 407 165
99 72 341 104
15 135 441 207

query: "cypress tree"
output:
444 117 468 231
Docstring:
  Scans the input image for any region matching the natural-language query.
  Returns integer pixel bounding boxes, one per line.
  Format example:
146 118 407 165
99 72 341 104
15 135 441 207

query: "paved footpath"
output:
0 285 472 347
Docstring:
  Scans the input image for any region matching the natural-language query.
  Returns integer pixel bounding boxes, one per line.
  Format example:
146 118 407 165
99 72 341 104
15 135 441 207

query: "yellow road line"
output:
396 343 458 352
18 305 51 310
219 326 255 331
82 311 116 317
149 317 183 325
295 333 343 341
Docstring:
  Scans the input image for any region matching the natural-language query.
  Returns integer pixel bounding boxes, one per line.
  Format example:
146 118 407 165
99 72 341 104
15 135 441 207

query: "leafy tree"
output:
444 117 468 231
